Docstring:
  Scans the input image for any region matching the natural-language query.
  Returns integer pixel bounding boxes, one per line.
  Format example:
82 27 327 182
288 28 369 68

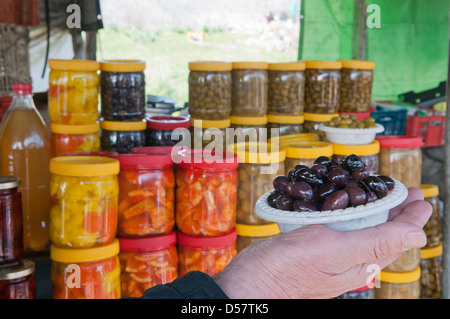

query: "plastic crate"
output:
0 96 12 122
370 108 408 136
405 115 445 147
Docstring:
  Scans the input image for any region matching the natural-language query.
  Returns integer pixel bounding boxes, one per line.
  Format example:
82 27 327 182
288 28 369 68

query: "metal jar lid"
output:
0 176 21 190
0 259 35 280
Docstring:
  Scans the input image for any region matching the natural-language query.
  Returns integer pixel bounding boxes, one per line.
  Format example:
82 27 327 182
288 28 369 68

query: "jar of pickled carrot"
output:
49 156 119 248
48 59 100 125
177 229 237 277
116 153 175 237
174 150 238 237
118 232 178 297
50 239 121 299
50 123 101 157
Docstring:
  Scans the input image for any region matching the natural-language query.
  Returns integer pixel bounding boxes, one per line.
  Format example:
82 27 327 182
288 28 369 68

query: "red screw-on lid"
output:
376 136 423 148
177 229 237 249
175 149 239 171
115 152 173 168
12 83 32 94
147 115 191 130
118 232 177 251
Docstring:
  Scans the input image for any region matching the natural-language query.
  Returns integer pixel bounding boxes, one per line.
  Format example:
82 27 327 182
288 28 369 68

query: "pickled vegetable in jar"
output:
116 153 175 237
190 118 230 151
174 150 238 237
284 141 333 174
0 259 35 299
421 185 441 248
267 114 304 138
384 247 421 273
50 122 101 157
100 60 146 121
303 112 339 141
235 223 280 253
146 115 190 147
375 267 421 299
48 59 100 125
188 61 232 120
332 140 380 174
118 232 178 297
49 156 119 248
230 115 268 145
100 120 147 154
420 243 442 299
51 239 121 299
177 229 237 277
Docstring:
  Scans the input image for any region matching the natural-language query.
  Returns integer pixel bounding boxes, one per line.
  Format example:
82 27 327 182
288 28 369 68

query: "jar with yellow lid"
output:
100 120 147 154
268 133 319 149
420 243 442 299
49 156 119 249
188 61 232 120
100 60 146 121
332 140 380 174
384 247 421 273
50 123 101 157
303 112 339 141
228 142 285 225
304 61 341 114
0 259 35 299
190 118 230 151
267 114 304 138
339 60 375 113
421 185 441 248
235 222 280 252
375 267 421 299
230 115 268 145
268 62 305 115
231 62 268 117
50 239 121 299
284 141 333 174
48 59 100 125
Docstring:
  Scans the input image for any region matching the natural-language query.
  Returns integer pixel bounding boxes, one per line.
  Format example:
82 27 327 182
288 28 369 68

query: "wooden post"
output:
352 0 367 60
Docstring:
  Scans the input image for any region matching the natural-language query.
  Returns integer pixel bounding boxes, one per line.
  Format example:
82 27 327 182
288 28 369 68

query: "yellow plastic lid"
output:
232 62 268 69
420 184 439 198
228 142 286 164
267 114 304 124
285 141 333 159
190 118 231 129
269 133 320 148
377 266 421 284
268 61 306 71
305 60 342 69
189 61 232 71
235 223 281 237
339 60 375 70
230 116 267 126
100 60 146 72
101 120 147 131
50 156 120 177
50 123 100 135
49 59 100 72
50 239 120 263
332 140 380 156
303 112 340 122
421 243 443 259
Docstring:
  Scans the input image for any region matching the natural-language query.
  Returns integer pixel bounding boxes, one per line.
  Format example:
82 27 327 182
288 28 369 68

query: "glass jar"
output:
267 114 304 138
336 284 375 299
188 61 232 120
146 115 191 147
375 267 421 299
177 229 237 277
100 60 146 121
115 153 175 237
303 112 339 141
0 177 23 265
339 60 375 113
174 150 238 237
235 223 280 253
49 156 119 248
304 61 341 114
50 239 121 299
267 62 305 115
48 59 100 125
118 232 178 298
284 141 333 174
268 133 319 149
420 243 442 299
100 120 147 154
231 62 268 117
50 123 101 157
190 118 230 151
0 259 35 299
229 142 286 225
421 185 441 248
230 115 268 145
377 136 423 188
332 140 380 174
384 248 421 273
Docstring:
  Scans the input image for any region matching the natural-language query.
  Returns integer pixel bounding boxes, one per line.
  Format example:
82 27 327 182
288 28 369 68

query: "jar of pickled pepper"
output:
420 243 442 299
284 141 333 174
0 259 35 299
118 232 178 298
51 239 121 299
174 150 238 237
115 153 175 237
100 120 147 154
50 122 101 157
146 115 191 147
48 59 100 125
177 229 237 277
49 156 119 248
421 185 442 248
332 140 380 174
235 223 280 253
0 177 23 265
375 267 421 299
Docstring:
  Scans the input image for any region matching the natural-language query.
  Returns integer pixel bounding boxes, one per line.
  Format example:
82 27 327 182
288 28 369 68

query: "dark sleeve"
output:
137 271 230 299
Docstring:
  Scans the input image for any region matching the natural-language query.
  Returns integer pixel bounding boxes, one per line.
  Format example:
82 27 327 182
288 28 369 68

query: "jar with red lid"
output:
115 152 175 237
146 115 191 147
336 279 375 299
118 232 178 297
0 259 35 299
377 136 423 188
174 150 238 237
0 177 23 265
177 229 237 277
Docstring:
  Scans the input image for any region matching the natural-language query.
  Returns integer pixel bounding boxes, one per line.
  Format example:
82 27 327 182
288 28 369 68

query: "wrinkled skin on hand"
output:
214 188 431 299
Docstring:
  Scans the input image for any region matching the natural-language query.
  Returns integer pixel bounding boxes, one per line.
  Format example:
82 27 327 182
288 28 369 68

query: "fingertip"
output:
393 199 433 227
407 187 425 201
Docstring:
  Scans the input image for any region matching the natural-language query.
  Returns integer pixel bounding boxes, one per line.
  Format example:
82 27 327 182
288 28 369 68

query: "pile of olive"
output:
267 154 395 212
323 113 377 129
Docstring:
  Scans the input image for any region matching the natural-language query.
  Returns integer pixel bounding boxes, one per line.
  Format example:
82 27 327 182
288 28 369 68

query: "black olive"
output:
363 176 389 199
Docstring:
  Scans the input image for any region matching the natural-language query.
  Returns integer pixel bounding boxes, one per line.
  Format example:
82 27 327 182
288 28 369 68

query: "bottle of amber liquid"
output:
0 83 51 253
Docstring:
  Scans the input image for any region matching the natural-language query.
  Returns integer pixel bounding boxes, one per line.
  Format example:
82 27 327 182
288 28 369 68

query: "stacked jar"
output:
146 115 191 147
332 140 380 175
235 223 280 253
375 267 421 299
303 112 339 141
267 114 304 139
99 60 147 154
190 118 231 152
284 141 333 175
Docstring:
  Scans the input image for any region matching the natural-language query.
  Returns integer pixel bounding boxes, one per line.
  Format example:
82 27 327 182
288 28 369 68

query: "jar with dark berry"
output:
100 60 146 121
100 120 147 154
146 115 191 147
0 259 36 299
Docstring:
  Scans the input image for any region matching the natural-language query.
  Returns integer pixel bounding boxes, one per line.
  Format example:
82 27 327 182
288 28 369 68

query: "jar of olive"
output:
375 267 421 299
267 114 304 139
269 133 319 150
188 61 232 120
339 60 375 113
384 247 421 273
190 118 231 151
420 243 442 299
267 62 305 115
420 185 441 248
332 140 380 174
235 223 280 253
230 116 268 145
303 112 339 141
304 61 341 114
284 141 333 174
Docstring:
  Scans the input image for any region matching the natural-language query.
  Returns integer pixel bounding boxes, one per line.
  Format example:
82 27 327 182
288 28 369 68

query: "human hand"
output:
213 187 432 299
